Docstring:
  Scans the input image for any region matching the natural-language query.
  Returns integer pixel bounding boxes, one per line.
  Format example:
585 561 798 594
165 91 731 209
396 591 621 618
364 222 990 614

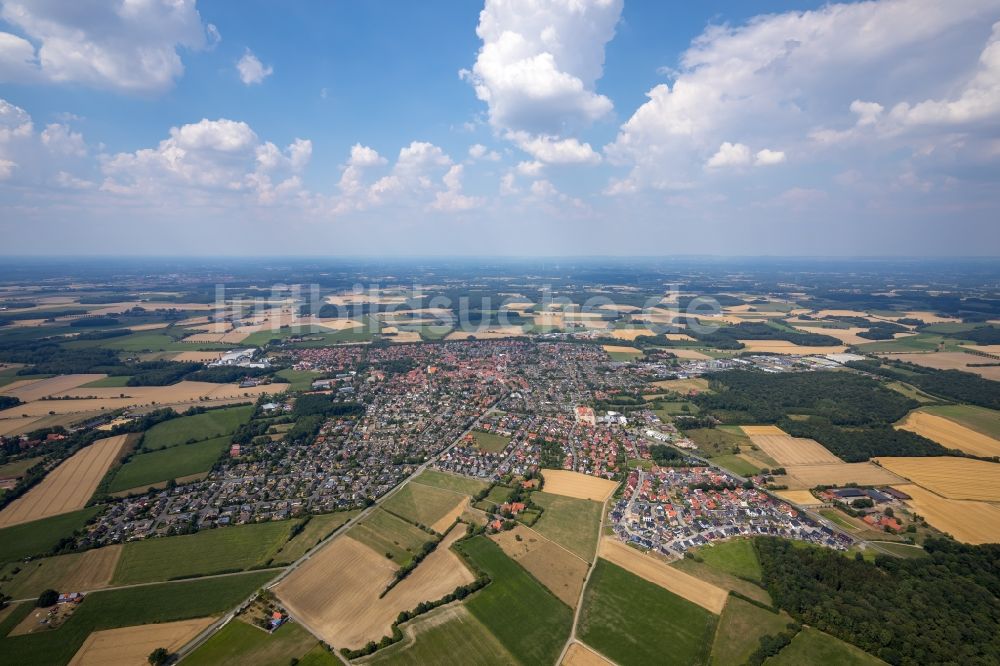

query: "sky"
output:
0 0 999 257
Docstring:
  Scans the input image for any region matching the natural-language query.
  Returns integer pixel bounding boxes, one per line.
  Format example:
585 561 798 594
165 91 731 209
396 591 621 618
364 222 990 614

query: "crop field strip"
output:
876 457 1000 502
895 410 1000 458
67 616 216 666
490 524 589 607
540 469 619 502
0 434 128 528
381 481 469 533
892 484 1000 544
0 545 122 599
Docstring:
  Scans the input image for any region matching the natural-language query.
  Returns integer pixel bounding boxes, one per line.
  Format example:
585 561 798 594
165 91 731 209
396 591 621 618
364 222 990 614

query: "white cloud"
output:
462 0 621 135
508 131 600 164
432 164 483 211
516 160 544 176
754 148 786 166
0 158 15 179
236 49 273 85
0 98 32 141
606 0 1000 191
0 0 213 94
55 170 93 189
468 143 501 161
41 123 85 156
706 142 750 168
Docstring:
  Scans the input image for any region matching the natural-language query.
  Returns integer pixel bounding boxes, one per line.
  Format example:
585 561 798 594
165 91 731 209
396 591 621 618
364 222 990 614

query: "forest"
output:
756 536 1000 665
848 360 1000 410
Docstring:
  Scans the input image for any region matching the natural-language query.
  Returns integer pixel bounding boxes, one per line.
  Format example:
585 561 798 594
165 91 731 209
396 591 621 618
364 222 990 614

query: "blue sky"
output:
0 0 998 256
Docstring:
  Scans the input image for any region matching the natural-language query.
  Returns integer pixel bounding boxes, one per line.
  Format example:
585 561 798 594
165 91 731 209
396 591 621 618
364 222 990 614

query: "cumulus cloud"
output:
432 164 483 211
236 49 273 85
706 142 750 168
0 0 215 94
41 123 86 156
468 143 501 161
606 0 1000 192
754 148 786 166
507 131 600 164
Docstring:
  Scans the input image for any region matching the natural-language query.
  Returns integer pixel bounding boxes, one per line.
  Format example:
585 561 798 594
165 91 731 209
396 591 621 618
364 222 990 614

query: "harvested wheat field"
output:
602 345 641 355
445 327 525 340
430 496 469 535
0 434 129 527
541 470 618 502
743 430 841 466
782 463 906 489
0 374 106 403
893 484 1000 545
876 457 1000 502
739 425 785 436
736 340 845 355
491 524 588 607
896 410 1000 458
773 490 824 506
387 331 423 343
68 616 216 666
276 527 473 649
790 326 873 346
650 377 710 394
563 642 614 666
0 416 41 436
884 352 1000 381
598 537 726 614
0 381 280 418
812 309 878 320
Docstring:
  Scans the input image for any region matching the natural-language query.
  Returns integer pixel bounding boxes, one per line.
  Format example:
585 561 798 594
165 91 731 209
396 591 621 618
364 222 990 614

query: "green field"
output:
383 482 465 531
710 596 792 666
112 520 293 584
670 558 772 606
0 571 274 666
694 539 763 582
363 606 517 665
654 401 700 420
470 429 511 453
107 435 230 492
766 627 886 665
579 559 717 666
0 456 42 480
608 349 644 361
274 368 322 391
0 506 102 564
868 541 929 559
456 536 572 665
686 428 751 457
411 469 489 496
348 508 433 565
710 454 761 477
482 485 514 507
143 405 253 450
90 330 234 352
271 511 360 564
923 404 1000 439
853 334 949 353
184 617 320 666
530 491 603 560
885 381 939 404
298 644 341 666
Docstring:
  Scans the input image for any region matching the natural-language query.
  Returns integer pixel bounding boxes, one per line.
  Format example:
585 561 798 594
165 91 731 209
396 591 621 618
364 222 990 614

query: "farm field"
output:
781 462 907 489
276 526 473 650
735 340 845 355
383 480 467 532
711 454 761 477
469 429 511 453
457 535 572 666
490 524 588 607
0 435 127 528
876 457 1000 501
602 345 643 361
0 545 122 599
361 605 517 666
112 520 293 584
767 627 885 665
773 489 822 506
271 511 360 564
68 616 216 666
741 428 841 466
670 558 773 607
0 506 102 564
922 404 1000 439
598 537 728 613
884 352 1000 380
686 427 751 457
106 435 230 493
0 381 279 418
0 455 42 480
274 368 322 391
142 404 252 450
650 377 711 394
410 469 490 496
710 596 792 666
0 374 106 403
540 469 618 501
0 571 274 666
896 410 1000 457
183 618 319 666
578 559 717 666
563 642 613 666
609 327 655 341
692 539 762 582
893 484 1000 544
348 507 434 565
530 491 604 560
